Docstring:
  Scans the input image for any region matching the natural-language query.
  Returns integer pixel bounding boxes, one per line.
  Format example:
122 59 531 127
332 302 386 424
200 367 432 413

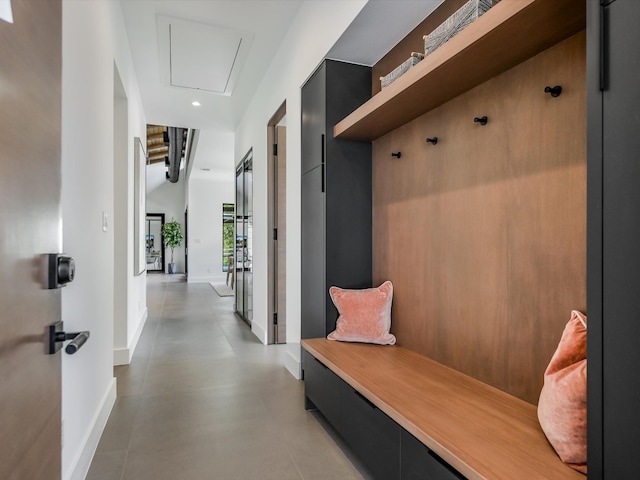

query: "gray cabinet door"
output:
589 0 640 477
401 430 464 480
301 166 326 339
602 1 640 477
301 63 326 175
341 383 401 480
300 60 372 340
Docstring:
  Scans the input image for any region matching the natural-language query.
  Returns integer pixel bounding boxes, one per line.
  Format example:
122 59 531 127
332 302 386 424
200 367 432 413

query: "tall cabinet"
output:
588 0 640 477
301 60 372 339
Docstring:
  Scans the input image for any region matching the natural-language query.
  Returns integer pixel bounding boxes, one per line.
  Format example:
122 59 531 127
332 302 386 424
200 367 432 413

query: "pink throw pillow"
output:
327 281 396 345
537 310 587 474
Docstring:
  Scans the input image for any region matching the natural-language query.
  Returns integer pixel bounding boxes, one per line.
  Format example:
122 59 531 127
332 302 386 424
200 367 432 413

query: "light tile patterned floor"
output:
87 275 371 480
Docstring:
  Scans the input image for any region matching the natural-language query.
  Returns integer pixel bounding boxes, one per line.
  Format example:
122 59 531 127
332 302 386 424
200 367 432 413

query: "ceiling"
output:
120 0 442 133
120 0 305 132
120 0 442 187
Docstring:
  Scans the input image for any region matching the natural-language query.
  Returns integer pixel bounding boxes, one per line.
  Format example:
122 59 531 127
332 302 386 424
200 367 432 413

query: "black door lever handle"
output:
47 321 90 355
56 331 90 354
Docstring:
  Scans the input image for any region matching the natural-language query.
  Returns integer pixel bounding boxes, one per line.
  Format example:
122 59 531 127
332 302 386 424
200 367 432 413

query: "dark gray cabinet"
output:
401 429 464 480
341 383 401 480
301 166 326 339
301 59 372 339
301 64 326 175
301 350 343 433
303 349 463 480
588 0 640 477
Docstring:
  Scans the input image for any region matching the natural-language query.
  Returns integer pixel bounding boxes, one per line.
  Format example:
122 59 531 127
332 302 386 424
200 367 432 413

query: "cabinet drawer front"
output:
302 351 342 430
341 384 401 480
401 429 465 480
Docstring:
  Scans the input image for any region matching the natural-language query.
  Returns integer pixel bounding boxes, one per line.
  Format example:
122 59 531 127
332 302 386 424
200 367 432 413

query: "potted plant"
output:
161 219 184 274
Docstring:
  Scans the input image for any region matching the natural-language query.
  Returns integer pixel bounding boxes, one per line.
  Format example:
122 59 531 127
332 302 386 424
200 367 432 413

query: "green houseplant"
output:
161 219 184 274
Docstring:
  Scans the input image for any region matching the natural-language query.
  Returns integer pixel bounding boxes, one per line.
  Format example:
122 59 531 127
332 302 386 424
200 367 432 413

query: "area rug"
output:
210 282 234 297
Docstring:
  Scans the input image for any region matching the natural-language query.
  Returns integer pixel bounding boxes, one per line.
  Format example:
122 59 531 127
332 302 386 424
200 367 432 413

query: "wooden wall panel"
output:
372 31 586 404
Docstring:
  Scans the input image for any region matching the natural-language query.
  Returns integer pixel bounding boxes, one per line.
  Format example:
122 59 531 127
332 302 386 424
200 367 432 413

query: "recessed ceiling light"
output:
192 101 201 107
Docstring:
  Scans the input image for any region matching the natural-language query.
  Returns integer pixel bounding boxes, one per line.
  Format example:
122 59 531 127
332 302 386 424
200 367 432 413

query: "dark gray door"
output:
600 0 640 477
0 1 63 478
301 63 325 175
301 166 325 339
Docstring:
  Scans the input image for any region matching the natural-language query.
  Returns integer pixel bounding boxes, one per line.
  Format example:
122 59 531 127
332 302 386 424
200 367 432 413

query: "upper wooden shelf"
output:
334 0 586 141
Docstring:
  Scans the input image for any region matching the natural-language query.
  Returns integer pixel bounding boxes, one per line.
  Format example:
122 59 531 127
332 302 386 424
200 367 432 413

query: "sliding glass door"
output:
235 150 253 325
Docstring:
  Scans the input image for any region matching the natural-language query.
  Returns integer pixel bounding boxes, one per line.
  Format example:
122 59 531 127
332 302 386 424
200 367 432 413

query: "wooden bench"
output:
302 338 584 480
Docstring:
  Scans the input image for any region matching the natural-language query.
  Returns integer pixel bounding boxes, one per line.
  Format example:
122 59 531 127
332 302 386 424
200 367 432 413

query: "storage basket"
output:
423 0 500 57
380 52 425 89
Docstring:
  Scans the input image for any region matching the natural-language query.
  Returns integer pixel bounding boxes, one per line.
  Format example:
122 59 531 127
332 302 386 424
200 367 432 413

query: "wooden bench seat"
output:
302 338 583 480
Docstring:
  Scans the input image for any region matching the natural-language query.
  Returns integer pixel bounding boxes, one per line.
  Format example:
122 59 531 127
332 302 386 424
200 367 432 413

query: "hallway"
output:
87 276 370 479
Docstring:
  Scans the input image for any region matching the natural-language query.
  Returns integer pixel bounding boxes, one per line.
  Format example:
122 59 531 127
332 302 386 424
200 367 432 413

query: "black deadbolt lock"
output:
42 254 76 289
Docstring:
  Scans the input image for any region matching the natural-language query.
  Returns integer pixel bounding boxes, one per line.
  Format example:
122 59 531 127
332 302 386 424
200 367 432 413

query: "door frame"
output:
145 213 165 273
267 101 287 344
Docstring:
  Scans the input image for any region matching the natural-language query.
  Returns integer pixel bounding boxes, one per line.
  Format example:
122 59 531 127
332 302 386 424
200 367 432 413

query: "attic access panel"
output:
157 15 253 96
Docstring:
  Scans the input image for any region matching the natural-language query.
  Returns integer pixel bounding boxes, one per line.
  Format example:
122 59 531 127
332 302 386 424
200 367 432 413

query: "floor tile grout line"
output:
118 278 168 480
93 274 367 479
136 278 167 396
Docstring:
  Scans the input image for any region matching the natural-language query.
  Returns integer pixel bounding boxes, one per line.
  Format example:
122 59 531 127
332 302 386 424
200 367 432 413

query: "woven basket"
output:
424 0 500 57
380 52 425 89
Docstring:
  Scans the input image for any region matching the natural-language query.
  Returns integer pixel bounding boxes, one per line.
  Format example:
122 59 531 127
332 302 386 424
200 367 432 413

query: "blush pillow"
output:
327 281 396 345
537 310 587 474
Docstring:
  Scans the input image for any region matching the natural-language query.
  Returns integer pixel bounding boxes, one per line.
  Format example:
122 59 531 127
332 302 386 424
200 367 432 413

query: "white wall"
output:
61 1 146 479
234 1 367 350
146 172 187 273
186 130 235 284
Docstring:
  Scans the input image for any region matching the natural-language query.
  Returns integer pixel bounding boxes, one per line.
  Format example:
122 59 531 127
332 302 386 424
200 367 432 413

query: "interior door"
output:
0 1 63 479
235 164 244 316
275 125 287 343
243 155 253 324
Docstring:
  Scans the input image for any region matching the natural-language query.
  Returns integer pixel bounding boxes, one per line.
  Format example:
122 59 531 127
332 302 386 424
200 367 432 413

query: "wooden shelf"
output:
334 0 585 141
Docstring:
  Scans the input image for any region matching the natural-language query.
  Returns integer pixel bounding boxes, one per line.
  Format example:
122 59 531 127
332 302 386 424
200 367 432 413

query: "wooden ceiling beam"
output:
148 145 168 154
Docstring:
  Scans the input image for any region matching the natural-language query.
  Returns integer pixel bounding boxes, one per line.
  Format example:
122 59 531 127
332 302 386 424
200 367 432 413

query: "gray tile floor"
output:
87 275 371 480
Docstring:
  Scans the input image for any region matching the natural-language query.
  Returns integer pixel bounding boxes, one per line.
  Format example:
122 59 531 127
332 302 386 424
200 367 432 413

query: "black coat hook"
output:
391 152 401 158
544 85 562 97
426 137 438 145
474 116 488 126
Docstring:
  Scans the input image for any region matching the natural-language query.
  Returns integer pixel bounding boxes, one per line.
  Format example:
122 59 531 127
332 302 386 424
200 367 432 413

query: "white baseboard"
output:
285 342 302 379
251 321 267 345
113 347 129 366
113 307 148 366
65 377 117 480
